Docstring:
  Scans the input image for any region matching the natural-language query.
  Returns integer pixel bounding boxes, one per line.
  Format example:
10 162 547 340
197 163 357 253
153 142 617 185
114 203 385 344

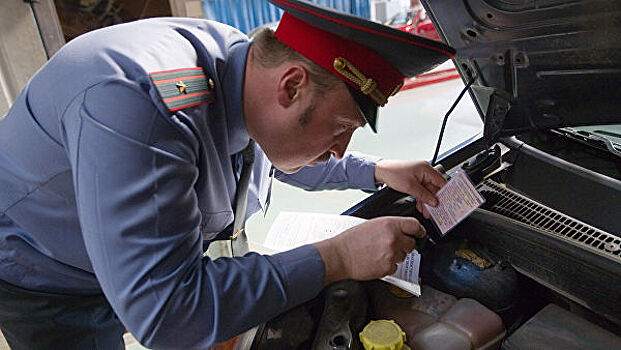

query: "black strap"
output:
431 78 476 166
230 140 255 256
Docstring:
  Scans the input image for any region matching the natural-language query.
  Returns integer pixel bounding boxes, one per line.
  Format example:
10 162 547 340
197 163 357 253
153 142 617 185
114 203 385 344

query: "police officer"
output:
0 0 454 348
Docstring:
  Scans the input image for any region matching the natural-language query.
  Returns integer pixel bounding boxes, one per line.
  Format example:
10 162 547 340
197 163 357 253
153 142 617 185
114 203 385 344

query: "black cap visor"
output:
346 85 378 133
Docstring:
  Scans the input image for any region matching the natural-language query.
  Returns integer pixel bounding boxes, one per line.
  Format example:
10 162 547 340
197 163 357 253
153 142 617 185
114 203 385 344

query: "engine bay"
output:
250 132 621 349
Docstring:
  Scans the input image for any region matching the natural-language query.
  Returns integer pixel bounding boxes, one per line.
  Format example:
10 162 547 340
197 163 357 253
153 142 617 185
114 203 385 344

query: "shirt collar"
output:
220 40 251 155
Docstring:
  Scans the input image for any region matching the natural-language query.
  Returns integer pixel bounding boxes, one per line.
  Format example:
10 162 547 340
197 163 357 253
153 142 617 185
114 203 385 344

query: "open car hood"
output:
422 0 620 142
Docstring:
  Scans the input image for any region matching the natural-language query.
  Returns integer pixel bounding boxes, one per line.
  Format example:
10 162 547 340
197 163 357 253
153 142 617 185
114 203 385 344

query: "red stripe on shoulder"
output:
162 91 212 103
149 67 203 75
152 75 206 85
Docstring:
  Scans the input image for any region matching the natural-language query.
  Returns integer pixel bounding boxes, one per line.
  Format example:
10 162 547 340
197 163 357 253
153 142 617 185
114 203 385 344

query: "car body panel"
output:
422 0 620 139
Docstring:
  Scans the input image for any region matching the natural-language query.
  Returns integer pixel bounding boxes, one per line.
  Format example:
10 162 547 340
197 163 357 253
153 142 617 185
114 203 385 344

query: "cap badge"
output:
333 57 388 106
175 81 188 94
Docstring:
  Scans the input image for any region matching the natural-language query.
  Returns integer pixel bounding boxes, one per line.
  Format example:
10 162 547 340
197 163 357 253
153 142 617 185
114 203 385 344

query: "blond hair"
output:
250 27 341 93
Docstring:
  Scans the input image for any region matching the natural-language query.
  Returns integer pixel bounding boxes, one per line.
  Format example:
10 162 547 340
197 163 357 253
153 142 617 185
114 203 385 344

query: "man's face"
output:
270 84 366 173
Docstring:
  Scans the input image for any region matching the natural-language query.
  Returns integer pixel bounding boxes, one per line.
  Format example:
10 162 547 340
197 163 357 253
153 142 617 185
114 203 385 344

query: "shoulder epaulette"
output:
149 67 215 112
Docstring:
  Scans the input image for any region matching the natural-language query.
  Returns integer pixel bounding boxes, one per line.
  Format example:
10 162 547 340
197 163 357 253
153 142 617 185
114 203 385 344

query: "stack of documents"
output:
264 212 422 296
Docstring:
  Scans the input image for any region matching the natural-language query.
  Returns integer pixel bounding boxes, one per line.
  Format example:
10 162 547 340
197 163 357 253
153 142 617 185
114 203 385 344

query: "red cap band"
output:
275 12 404 103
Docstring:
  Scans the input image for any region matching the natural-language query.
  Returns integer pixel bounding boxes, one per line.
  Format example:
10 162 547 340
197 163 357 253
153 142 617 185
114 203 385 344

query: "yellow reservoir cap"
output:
359 320 406 350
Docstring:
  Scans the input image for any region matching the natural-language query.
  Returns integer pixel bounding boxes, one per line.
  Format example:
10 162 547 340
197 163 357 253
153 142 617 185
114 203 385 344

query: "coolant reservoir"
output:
410 298 505 350
359 319 409 350
366 281 505 350
368 281 457 341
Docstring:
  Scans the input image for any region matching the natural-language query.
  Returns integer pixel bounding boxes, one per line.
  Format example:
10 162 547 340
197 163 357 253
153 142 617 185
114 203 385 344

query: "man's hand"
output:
313 216 426 285
374 160 447 218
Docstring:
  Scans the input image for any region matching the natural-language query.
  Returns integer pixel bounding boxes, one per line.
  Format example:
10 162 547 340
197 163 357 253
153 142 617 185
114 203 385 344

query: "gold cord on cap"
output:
333 57 389 106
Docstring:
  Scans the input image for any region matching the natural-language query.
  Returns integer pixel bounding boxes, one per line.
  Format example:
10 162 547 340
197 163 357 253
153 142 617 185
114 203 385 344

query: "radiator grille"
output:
477 179 621 262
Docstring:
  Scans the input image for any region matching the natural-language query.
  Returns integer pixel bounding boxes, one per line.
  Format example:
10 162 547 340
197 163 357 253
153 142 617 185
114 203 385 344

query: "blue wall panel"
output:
201 0 370 34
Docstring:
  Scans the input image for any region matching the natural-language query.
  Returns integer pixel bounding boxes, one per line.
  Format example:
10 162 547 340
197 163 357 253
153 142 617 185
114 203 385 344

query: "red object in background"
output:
385 7 458 90
401 68 461 90
415 11 440 41
384 7 440 41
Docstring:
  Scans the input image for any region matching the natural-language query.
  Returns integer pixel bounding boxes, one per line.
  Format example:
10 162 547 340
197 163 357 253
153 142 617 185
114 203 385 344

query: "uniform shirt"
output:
0 18 379 348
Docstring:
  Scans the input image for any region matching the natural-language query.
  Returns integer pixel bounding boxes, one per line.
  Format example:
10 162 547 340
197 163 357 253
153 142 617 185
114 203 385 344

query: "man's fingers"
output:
415 193 435 219
425 165 448 188
396 217 426 238
422 206 431 219
425 183 442 196
410 182 439 207
397 233 416 255
419 164 446 206
395 250 408 263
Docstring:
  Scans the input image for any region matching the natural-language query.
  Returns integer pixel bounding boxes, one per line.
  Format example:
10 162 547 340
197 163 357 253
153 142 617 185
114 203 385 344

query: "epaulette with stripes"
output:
149 67 215 112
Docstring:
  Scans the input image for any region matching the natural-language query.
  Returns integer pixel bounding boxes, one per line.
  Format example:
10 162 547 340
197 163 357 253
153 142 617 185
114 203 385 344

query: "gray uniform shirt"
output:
0 18 379 348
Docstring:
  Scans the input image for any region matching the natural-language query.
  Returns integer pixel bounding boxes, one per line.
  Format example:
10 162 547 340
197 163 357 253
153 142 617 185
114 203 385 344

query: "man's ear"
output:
277 65 308 108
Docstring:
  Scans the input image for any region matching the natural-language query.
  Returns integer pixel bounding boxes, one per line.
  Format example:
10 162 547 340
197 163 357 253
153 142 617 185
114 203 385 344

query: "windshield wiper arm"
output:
585 133 621 157
559 127 621 158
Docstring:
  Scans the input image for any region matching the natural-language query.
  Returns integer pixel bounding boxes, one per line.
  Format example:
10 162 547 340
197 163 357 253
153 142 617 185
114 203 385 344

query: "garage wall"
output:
201 0 371 34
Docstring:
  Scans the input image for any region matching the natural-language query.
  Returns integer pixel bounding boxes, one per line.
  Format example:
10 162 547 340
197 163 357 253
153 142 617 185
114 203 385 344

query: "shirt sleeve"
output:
61 80 325 348
275 152 381 191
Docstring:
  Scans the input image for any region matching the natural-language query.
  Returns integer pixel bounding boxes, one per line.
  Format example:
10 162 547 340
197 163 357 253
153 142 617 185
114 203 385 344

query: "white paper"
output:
264 212 422 296
381 252 421 296
424 170 485 235
263 212 366 250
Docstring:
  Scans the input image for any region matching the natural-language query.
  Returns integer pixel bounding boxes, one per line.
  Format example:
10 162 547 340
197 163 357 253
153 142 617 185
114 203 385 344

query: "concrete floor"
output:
0 332 6 350
125 333 149 350
0 330 144 350
0 75 482 350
